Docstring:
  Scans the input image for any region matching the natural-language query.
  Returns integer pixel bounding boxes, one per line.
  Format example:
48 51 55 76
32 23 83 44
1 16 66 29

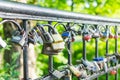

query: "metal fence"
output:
0 1 120 80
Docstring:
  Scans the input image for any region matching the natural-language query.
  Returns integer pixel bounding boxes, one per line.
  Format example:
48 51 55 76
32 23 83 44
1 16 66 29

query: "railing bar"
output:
0 1 120 24
105 26 109 80
23 20 29 80
115 26 118 80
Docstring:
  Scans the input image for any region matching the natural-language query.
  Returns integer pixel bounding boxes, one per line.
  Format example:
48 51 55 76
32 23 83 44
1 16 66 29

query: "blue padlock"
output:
62 31 70 37
93 57 104 61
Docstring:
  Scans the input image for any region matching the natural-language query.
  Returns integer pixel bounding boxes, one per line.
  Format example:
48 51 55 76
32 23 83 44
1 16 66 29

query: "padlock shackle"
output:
37 23 57 34
54 22 67 31
0 19 22 31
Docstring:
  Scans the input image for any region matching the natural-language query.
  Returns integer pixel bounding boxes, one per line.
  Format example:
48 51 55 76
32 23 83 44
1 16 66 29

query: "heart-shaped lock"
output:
83 34 91 41
110 70 117 75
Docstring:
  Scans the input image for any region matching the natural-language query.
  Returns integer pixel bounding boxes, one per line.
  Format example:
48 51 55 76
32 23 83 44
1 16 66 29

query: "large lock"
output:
0 36 7 48
37 24 65 55
11 30 26 47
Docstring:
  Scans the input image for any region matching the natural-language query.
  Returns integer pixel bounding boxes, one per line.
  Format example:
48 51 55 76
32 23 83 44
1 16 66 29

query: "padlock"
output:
37 24 53 43
93 57 107 72
89 28 100 38
83 34 91 41
37 24 65 55
81 59 98 72
52 42 65 50
110 70 117 75
92 32 100 38
50 28 63 43
62 31 76 42
31 29 43 44
0 36 7 48
52 70 65 79
68 65 81 77
42 43 62 55
93 61 101 72
100 28 109 41
100 32 108 41
11 30 26 46
109 32 114 39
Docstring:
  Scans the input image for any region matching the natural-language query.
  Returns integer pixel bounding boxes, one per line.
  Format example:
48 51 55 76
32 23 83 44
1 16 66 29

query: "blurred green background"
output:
0 0 120 80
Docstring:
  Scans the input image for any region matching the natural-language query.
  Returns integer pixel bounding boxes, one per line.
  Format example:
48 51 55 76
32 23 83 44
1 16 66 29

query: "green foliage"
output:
0 52 20 80
0 39 20 80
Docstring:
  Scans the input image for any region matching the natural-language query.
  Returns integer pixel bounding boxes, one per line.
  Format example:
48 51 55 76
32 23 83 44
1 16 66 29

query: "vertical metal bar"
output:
115 26 118 80
23 20 29 80
95 26 99 80
106 25 109 80
49 55 53 73
64 23 72 80
82 25 86 60
48 21 54 74
67 41 72 65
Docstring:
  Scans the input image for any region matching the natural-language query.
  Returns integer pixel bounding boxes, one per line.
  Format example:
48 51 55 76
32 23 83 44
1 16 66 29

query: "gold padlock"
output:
42 43 62 55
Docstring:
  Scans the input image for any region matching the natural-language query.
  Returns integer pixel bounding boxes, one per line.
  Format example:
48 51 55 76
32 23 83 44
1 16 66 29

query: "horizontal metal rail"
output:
0 1 120 25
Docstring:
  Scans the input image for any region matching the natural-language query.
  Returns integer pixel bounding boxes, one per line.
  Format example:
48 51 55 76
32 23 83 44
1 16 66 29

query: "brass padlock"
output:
42 43 62 55
68 65 81 77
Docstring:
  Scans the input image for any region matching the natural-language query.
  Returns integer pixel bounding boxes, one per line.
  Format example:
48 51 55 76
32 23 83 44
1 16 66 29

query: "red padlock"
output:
109 33 114 39
110 70 117 75
83 35 91 41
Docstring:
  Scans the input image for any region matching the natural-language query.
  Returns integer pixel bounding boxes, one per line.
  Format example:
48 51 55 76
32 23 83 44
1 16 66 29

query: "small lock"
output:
92 32 100 38
0 36 7 48
93 61 100 72
81 59 96 72
100 29 109 41
32 29 43 44
109 32 114 39
83 33 91 41
110 70 117 75
11 30 26 46
68 65 81 77
52 70 65 79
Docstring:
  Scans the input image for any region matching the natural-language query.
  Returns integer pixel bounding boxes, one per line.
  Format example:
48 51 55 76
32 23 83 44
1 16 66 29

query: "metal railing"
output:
0 1 120 80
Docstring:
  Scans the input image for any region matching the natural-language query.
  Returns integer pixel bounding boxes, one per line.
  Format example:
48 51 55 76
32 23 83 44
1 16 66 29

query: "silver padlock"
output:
11 30 26 46
32 29 43 44
52 70 65 79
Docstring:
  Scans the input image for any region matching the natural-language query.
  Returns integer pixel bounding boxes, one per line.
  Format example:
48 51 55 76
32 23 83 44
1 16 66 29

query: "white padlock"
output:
0 36 7 48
